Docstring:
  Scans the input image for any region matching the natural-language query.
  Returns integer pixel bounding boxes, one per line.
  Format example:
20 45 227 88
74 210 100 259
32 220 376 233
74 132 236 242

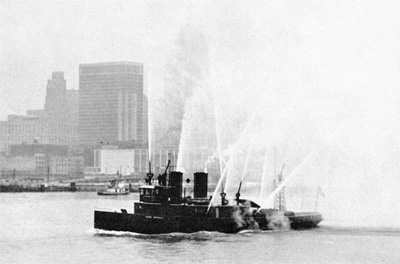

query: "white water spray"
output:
156 2 400 228
259 147 270 202
258 151 318 212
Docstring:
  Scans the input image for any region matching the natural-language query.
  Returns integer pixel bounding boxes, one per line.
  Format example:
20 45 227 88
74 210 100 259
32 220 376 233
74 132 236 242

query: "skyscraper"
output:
42 72 79 123
79 62 147 146
45 72 67 115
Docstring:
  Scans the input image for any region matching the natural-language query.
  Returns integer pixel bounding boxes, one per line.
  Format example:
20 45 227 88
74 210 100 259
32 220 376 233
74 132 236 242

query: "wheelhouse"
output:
139 185 181 204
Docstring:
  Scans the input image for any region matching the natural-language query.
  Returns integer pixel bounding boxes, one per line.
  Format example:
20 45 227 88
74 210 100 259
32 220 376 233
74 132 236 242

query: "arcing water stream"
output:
161 2 400 228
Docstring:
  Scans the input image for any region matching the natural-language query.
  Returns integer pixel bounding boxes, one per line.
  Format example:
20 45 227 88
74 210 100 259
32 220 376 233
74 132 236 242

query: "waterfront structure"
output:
93 147 178 175
49 156 84 176
0 143 84 179
0 154 84 179
0 155 36 174
79 61 148 145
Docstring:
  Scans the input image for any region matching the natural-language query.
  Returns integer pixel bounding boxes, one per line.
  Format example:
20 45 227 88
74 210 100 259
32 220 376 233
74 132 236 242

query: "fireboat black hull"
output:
95 210 243 234
94 207 322 234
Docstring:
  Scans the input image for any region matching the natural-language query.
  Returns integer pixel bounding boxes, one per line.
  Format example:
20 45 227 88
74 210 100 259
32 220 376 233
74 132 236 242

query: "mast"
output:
274 164 286 211
47 166 50 184
274 148 277 182
116 172 118 192
158 157 170 186
235 181 243 205
146 160 154 185
168 153 172 173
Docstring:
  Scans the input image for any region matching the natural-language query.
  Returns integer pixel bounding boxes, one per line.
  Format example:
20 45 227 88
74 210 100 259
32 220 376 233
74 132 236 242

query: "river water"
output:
1 192 399 264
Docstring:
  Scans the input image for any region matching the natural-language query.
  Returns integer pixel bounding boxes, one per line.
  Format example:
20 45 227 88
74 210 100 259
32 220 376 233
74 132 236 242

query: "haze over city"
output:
2 1 400 263
1 0 279 120
1 0 201 119
2 1 400 224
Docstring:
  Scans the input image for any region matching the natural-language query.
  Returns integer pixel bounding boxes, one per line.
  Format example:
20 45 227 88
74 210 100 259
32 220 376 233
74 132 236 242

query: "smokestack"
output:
194 172 208 198
169 171 183 203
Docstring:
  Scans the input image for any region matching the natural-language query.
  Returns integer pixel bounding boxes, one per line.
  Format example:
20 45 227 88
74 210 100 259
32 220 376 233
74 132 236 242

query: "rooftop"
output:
79 61 143 67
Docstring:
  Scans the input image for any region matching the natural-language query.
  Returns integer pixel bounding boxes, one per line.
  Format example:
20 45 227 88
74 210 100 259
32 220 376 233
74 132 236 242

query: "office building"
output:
0 114 78 153
44 71 79 122
79 62 148 145
45 72 67 115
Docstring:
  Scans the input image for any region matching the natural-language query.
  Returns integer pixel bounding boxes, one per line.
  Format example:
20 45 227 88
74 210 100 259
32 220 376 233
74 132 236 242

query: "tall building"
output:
43 72 79 122
79 62 148 145
45 72 67 115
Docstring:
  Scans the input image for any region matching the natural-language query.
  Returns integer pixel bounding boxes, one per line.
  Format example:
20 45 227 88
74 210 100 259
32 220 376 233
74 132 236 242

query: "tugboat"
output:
97 173 129 196
94 160 323 234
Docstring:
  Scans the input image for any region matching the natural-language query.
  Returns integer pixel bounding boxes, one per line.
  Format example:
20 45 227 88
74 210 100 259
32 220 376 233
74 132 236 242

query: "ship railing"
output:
95 207 133 213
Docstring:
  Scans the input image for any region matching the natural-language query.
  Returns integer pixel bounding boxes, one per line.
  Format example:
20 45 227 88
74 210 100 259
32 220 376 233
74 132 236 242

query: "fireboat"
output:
97 172 129 196
94 160 323 234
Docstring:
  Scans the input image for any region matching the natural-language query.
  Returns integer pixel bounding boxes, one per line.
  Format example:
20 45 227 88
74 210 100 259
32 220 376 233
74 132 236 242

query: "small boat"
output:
94 160 322 233
97 176 129 196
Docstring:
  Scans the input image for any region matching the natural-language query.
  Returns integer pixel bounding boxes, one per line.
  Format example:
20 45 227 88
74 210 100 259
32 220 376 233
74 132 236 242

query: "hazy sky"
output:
1 0 400 121
0 0 209 119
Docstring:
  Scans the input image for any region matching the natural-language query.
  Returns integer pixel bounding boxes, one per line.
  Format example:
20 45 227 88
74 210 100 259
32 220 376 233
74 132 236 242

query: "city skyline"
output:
2 2 400 262
0 0 232 120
